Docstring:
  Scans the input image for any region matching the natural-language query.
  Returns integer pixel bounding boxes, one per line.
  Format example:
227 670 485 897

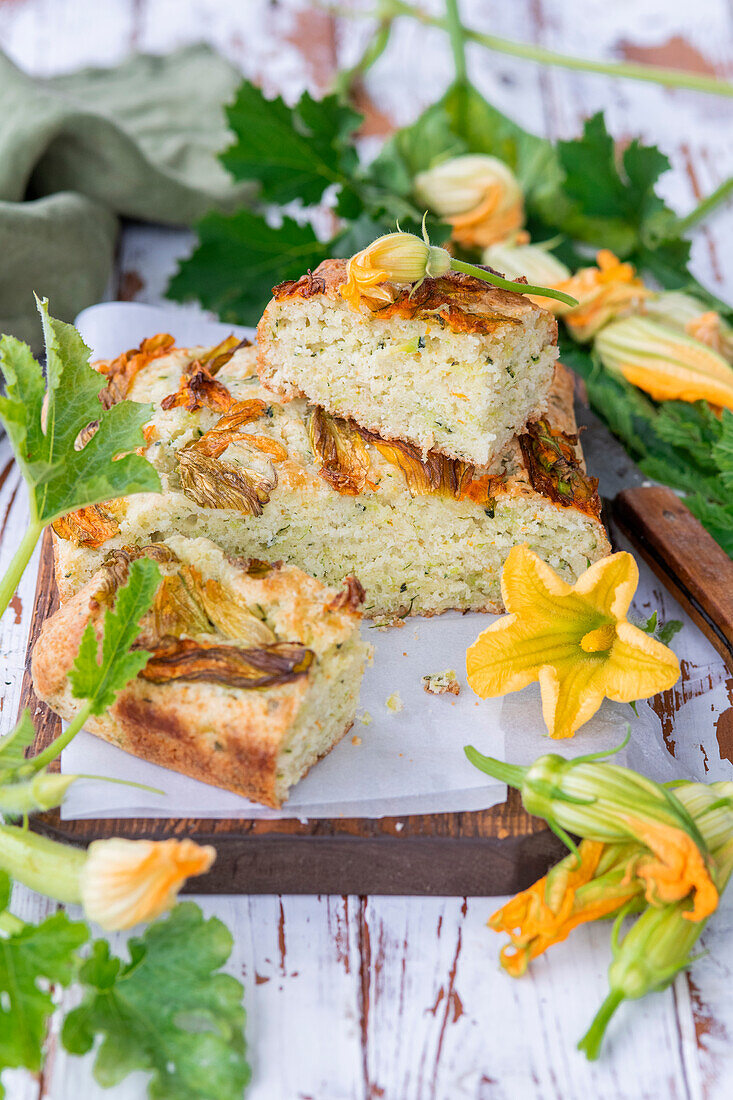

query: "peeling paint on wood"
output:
618 34 726 78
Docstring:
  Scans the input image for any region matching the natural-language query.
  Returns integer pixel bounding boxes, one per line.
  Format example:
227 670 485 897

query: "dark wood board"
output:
613 486 733 675
21 529 564 896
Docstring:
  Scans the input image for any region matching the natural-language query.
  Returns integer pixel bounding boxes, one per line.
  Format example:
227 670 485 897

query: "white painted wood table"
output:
2 1 733 1097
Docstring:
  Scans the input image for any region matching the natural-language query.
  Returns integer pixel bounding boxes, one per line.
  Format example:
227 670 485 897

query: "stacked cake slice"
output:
52 264 609 618
257 259 560 467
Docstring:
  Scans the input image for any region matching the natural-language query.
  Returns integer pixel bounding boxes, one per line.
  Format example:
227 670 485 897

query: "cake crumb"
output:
371 616 404 630
386 692 404 713
422 669 461 696
359 711 373 726
351 735 362 746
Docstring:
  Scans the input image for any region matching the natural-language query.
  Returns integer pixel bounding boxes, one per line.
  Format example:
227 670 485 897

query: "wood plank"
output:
360 894 699 1100
614 486 733 674
46 893 366 1100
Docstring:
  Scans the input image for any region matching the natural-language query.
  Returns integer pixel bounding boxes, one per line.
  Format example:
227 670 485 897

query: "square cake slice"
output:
256 259 559 468
32 536 368 808
51 337 610 620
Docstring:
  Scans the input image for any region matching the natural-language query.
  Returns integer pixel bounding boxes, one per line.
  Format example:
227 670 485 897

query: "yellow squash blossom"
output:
490 838 640 976
553 249 650 339
596 314 733 409
466 545 680 740
414 154 526 249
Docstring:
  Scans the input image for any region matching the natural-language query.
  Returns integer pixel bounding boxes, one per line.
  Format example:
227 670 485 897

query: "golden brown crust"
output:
33 539 364 807
30 573 302 807
267 258 557 337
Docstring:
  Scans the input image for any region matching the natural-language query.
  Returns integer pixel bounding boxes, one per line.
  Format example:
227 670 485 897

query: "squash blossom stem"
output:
464 746 527 789
331 11 395 99
0 824 86 904
449 258 579 307
578 835 733 1060
0 521 43 623
30 699 93 772
444 0 468 84
676 175 733 233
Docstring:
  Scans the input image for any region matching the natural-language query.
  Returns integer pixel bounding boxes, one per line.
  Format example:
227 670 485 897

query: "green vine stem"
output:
450 258 577 307
444 0 467 85
29 699 94 773
331 6 396 100
343 0 733 98
0 521 42 623
677 175 733 233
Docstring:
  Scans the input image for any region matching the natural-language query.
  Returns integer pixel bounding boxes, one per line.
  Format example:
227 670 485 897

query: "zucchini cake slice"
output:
256 259 559 468
33 535 367 808
52 336 610 619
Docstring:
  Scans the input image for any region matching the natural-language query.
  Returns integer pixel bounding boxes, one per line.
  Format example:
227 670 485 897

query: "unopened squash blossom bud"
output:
0 824 215 930
414 155 526 249
340 228 578 313
578 782 733 1060
489 780 733 980
644 291 733 362
465 743 719 921
595 315 733 410
0 771 77 816
340 231 451 310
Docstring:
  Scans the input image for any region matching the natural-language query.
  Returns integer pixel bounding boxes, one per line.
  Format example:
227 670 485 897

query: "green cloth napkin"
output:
0 44 252 349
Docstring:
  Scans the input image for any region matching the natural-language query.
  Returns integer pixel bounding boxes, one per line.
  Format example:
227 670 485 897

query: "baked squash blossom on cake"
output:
50 337 610 619
466 545 680 738
256 233 577 468
33 536 367 807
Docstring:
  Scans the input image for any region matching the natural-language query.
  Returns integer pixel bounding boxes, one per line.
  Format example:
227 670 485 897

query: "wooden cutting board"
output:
20 529 564 896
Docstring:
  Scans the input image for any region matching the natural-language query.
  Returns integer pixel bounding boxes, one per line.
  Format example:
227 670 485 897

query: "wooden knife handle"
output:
613 486 733 674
